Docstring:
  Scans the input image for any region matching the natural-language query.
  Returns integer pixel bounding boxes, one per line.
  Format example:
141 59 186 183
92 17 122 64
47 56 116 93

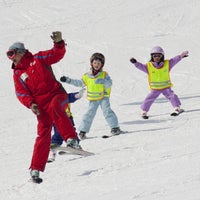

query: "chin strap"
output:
92 69 99 75
92 67 103 75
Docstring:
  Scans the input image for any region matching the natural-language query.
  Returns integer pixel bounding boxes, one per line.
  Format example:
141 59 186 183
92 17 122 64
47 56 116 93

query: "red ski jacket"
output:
12 41 66 109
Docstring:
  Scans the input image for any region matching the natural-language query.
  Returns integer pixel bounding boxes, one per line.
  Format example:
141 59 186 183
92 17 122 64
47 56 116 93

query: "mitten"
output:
75 87 86 99
60 76 71 83
30 103 40 115
180 51 189 58
51 31 62 43
130 57 137 64
95 78 105 84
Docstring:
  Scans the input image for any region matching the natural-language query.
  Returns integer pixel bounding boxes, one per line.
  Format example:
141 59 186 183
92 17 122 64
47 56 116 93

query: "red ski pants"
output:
30 93 77 171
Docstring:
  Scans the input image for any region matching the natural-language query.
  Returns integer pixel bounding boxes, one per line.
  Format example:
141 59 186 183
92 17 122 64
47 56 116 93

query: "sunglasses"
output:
152 54 163 59
6 49 17 59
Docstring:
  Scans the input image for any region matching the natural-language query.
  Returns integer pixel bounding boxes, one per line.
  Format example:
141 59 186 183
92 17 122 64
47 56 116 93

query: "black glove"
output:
60 76 67 82
130 57 137 64
60 76 71 83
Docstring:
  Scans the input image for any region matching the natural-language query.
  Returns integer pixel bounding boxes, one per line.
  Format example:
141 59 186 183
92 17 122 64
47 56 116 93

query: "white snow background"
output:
0 0 200 199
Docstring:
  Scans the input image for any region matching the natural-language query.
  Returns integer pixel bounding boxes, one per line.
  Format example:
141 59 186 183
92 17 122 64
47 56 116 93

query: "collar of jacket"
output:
88 70 103 78
12 50 34 70
151 61 164 69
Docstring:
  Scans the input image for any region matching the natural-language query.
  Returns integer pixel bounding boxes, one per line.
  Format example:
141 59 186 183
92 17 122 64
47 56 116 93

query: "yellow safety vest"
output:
147 60 172 90
65 103 72 117
82 71 111 101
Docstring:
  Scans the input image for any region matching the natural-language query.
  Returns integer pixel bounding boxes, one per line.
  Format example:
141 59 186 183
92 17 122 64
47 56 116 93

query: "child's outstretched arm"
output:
68 88 86 103
130 57 148 74
180 51 189 59
169 51 189 70
60 76 84 87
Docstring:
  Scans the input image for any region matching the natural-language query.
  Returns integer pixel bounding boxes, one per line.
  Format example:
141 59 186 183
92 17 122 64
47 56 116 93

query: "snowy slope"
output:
0 0 200 199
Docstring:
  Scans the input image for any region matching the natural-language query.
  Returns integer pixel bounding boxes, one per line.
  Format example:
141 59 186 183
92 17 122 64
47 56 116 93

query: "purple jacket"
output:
134 55 182 74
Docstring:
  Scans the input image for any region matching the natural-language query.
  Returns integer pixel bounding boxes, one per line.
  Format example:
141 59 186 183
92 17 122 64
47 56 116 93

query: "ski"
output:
142 115 149 119
170 109 184 116
56 146 94 157
47 158 55 163
102 135 113 138
102 131 128 139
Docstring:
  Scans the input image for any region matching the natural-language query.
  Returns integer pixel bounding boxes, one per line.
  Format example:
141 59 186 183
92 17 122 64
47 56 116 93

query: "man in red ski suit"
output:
7 31 81 183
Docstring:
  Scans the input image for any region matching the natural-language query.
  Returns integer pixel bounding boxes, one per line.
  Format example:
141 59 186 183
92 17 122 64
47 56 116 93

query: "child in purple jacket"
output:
130 46 189 119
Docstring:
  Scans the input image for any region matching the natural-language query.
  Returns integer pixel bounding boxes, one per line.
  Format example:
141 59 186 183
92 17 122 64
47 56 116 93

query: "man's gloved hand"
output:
95 78 105 84
30 103 40 115
75 87 86 99
60 76 71 83
130 57 137 64
180 51 189 58
51 31 62 43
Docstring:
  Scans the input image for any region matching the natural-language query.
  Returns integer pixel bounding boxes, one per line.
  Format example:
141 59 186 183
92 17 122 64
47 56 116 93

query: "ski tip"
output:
170 112 178 116
102 135 111 138
47 159 55 163
142 115 149 119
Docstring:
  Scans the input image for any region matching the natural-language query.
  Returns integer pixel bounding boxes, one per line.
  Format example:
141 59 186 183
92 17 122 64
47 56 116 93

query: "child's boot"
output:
141 111 149 119
111 127 123 135
79 131 87 140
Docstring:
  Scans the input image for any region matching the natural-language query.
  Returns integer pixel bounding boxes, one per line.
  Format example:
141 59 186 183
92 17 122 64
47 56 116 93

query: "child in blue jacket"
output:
48 89 85 162
60 53 123 139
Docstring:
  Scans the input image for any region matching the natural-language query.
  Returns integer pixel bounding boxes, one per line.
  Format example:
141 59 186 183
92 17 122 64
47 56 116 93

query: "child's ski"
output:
102 131 128 139
142 115 149 119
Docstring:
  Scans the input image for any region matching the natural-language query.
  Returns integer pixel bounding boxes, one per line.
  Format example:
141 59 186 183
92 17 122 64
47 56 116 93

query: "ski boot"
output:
66 138 82 149
79 131 87 140
171 107 184 116
111 127 123 135
30 169 43 184
141 111 149 119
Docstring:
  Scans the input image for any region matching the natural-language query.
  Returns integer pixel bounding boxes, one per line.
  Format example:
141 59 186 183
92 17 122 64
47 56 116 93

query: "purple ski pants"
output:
141 88 181 112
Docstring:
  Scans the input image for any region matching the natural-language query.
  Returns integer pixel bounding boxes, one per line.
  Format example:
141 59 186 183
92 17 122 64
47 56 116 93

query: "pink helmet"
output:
151 46 164 55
